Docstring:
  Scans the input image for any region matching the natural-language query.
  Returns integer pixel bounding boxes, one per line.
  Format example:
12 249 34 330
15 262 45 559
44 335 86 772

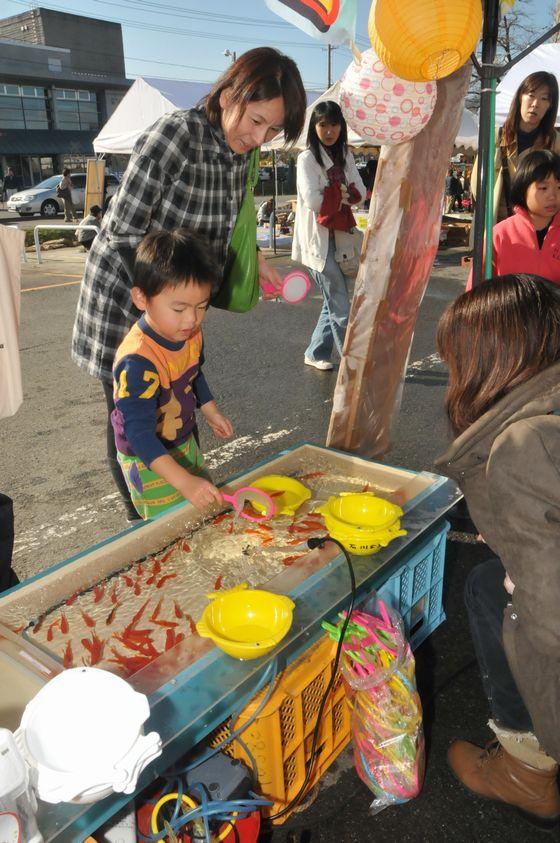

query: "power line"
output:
6 0 327 49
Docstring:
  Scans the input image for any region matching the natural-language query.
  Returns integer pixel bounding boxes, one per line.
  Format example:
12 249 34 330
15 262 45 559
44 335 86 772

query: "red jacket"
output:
466 206 560 291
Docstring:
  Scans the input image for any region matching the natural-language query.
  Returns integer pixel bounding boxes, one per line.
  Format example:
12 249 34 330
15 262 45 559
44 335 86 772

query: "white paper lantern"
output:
340 48 437 145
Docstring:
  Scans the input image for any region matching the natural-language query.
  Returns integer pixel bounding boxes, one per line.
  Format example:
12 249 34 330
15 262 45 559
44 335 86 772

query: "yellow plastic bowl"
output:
250 475 311 517
196 584 295 660
321 492 401 529
315 492 406 556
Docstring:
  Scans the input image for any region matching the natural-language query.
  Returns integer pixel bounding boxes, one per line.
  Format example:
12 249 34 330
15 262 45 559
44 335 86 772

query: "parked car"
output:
6 173 120 218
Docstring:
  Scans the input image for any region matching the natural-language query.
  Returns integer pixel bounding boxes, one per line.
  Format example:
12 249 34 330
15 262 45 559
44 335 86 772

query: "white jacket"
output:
292 146 366 273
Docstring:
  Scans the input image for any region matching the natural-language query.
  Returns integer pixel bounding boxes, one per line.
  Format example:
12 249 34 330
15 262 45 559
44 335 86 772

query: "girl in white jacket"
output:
292 100 366 370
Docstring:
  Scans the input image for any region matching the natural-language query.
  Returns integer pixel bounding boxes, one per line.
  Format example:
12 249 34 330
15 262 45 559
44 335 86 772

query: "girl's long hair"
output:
307 100 348 168
501 71 559 154
437 274 560 436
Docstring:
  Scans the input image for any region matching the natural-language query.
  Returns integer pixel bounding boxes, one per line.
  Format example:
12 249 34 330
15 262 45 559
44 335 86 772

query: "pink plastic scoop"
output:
261 270 311 304
221 486 277 523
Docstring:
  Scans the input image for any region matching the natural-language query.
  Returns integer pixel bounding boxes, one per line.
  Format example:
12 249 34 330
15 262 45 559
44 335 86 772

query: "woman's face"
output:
519 85 551 131
219 90 285 154
314 118 341 147
526 172 560 221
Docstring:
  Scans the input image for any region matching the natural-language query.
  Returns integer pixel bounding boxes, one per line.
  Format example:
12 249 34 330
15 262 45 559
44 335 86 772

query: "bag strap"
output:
499 128 514 218
247 147 260 192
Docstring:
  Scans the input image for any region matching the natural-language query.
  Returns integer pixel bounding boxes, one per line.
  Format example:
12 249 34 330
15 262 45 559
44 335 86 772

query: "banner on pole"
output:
265 0 357 45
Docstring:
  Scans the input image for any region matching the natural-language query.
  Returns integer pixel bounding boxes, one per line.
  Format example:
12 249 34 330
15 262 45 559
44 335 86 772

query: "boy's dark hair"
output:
90 204 102 216
307 100 347 168
134 229 220 297
510 149 560 209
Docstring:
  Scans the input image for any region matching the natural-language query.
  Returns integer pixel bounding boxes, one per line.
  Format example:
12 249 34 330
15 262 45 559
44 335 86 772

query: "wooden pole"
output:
326 63 472 458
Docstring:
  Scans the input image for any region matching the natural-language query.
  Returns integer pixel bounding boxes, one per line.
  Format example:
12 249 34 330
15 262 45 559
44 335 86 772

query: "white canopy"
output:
263 81 479 152
94 76 321 155
93 77 212 154
495 44 560 127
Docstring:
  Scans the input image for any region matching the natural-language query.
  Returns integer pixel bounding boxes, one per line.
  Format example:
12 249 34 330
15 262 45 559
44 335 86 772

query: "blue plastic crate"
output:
376 520 450 650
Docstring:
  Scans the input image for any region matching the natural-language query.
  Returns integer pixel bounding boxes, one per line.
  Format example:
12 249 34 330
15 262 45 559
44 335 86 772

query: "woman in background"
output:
292 100 366 371
435 274 560 828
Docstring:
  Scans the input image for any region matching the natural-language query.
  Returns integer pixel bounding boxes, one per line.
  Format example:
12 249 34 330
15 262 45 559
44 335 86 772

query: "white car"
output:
7 172 120 218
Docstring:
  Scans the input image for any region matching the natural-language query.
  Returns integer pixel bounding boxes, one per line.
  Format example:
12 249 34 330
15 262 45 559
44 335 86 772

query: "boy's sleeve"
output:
191 340 213 407
114 354 168 466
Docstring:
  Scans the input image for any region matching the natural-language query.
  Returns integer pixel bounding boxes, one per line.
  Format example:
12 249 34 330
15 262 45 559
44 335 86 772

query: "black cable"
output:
266 535 356 822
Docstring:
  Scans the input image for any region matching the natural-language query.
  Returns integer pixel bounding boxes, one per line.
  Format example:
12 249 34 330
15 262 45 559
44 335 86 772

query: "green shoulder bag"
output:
212 147 260 313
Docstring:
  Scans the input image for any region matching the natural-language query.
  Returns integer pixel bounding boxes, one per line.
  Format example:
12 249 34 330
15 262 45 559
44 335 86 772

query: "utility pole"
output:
327 44 332 87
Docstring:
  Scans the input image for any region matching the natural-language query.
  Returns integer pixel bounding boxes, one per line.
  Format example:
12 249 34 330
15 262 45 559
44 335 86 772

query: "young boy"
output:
112 228 233 519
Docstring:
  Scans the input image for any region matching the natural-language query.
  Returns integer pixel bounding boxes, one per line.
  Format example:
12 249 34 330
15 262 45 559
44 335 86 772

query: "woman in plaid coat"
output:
72 48 306 519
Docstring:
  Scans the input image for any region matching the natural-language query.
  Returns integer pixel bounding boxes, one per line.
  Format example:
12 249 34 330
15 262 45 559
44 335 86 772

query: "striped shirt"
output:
71 107 250 383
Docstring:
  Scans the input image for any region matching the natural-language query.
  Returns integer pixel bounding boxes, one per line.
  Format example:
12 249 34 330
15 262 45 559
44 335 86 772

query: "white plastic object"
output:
261 270 311 304
0 729 43 843
14 667 162 805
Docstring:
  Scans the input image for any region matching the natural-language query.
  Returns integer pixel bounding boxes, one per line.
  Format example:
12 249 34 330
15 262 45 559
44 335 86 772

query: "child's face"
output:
526 173 560 221
132 279 211 343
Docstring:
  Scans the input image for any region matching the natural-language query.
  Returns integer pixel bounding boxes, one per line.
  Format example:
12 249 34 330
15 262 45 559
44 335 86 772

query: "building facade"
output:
0 7 131 187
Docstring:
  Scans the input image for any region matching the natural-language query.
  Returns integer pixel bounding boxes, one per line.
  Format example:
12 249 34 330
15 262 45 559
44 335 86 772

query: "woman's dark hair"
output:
437 274 560 435
62 168 71 177
307 100 348 168
134 228 220 297
204 47 306 144
502 71 559 153
510 148 560 209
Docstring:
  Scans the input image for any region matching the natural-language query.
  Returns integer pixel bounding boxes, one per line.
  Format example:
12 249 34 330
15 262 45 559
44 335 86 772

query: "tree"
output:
466 1 556 113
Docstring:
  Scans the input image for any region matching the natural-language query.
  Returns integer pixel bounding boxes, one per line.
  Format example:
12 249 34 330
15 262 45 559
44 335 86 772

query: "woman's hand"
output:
257 249 282 298
504 571 515 595
201 401 234 439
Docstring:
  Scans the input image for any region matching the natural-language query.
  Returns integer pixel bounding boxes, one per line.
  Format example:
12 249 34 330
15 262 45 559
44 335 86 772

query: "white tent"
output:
495 44 560 127
93 77 212 154
263 81 479 152
94 76 322 155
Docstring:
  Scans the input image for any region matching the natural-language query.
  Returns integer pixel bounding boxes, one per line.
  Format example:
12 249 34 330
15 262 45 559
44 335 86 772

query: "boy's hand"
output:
201 401 234 439
179 474 224 511
149 453 224 512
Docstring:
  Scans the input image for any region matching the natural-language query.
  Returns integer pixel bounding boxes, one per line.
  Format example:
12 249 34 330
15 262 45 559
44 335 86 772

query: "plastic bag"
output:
326 594 425 815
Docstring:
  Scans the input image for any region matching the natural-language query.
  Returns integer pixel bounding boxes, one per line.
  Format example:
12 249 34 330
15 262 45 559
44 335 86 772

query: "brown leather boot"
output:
447 739 560 828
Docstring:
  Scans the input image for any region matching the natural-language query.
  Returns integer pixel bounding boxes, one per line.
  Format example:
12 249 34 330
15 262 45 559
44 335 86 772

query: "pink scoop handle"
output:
262 270 311 304
221 486 276 523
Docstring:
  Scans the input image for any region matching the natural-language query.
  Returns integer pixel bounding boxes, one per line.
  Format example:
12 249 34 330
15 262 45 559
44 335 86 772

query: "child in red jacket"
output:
467 149 560 290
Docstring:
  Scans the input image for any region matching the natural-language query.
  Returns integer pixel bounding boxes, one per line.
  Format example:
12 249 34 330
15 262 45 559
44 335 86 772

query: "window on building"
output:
54 88 100 131
0 85 51 130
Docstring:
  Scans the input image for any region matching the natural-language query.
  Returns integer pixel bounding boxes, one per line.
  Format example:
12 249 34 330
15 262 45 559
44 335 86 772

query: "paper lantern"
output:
369 0 483 82
340 48 437 145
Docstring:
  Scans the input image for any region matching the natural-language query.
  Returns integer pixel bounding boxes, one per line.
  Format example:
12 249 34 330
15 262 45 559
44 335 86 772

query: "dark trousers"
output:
101 380 137 520
465 556 533 732
0 493 19 593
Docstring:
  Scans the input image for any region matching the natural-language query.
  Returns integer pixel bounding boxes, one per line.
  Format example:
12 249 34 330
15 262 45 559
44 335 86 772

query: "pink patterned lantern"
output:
340 47 437 145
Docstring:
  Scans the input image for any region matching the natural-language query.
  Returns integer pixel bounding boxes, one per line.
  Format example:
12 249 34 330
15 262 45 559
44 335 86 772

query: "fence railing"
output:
33 224 98 264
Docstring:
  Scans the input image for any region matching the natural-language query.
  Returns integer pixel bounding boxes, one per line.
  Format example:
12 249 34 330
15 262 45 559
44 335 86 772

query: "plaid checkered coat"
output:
71 107 250 383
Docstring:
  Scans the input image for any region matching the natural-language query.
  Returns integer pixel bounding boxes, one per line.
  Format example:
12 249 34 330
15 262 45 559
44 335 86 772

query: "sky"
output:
0 0 556 93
